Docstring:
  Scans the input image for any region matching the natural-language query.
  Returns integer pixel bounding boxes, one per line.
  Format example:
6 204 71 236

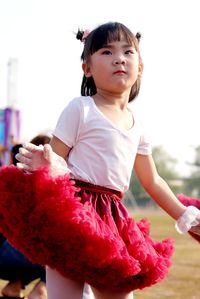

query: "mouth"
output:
113 70 126 75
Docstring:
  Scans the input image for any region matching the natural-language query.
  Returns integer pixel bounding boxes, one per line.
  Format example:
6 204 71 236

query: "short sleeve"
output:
137 122 152 155
52 98 82 147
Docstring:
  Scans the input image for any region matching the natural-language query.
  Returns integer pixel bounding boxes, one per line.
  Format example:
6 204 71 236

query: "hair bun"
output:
136 32 142 42
76 29 84 41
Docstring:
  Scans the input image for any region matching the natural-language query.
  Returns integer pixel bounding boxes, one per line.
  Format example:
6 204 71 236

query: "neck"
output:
93 90 130 110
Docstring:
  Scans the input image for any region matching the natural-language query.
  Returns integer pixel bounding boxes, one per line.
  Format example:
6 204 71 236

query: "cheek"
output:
131 61 140 77
134 66 139 77
90 62 109 81
93 72 107 87
130 54 140 72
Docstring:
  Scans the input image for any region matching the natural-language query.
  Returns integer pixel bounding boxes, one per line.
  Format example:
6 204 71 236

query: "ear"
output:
82 62 92 78
138 62 144 77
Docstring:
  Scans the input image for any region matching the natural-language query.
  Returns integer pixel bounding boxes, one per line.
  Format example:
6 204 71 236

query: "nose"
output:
113 56 125 65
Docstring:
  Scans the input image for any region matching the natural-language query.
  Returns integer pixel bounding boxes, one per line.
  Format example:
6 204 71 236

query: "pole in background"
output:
0 58 21 165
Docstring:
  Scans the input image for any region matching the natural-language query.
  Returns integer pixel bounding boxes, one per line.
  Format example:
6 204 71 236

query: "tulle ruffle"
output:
177 193 200 209
0 166 174 292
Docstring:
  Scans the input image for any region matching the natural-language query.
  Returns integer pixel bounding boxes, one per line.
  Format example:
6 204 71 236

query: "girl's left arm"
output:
134 154 186 220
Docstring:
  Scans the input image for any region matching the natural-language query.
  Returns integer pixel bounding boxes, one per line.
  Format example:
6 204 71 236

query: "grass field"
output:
0 209 200 298
133 209 200 299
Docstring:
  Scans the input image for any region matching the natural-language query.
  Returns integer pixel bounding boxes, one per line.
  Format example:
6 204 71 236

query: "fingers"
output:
16 147 33 165
16 153 32 167
23 143 44 153
16 162 31 171
15 143 44 172
19 147 33 158
16 143 44 162
43 144 53 161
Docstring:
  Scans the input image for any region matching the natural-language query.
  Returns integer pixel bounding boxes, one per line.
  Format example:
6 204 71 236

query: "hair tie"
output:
136 32 142 43
76 29 92 43
82 29 92 42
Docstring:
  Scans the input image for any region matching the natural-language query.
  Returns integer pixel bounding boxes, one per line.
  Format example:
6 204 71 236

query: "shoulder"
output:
128 102 143 129
60 96 86 115
128 103 152 154
65 96 92 110
57 96 94 126
66 96 96 120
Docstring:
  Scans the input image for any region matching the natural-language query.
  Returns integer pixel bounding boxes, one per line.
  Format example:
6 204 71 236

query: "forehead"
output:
101 39 135 48
99 28 135 46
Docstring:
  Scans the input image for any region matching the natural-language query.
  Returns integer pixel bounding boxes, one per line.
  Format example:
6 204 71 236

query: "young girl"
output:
0 22 200 299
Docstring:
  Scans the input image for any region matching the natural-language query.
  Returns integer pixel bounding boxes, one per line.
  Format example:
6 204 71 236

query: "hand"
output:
16 143 70 177
189 224 200 237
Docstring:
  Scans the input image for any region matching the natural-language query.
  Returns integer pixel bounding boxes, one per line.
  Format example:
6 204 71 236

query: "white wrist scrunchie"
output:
175 206 200 234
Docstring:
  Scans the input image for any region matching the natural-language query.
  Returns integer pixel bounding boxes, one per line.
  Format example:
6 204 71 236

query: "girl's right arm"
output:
50 135 71 160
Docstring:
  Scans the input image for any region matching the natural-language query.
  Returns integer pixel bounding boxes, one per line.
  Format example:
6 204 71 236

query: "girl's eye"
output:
125 49 134 55
101 50 112 55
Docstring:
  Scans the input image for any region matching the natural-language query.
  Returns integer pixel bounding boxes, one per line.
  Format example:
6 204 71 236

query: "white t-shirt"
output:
53 96 151 192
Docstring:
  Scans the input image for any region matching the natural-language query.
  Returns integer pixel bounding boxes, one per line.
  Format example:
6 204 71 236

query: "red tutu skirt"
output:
177 193 200 243
0 166 174 292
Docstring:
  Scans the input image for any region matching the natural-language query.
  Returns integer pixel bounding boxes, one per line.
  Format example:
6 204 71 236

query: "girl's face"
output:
82 39 141 95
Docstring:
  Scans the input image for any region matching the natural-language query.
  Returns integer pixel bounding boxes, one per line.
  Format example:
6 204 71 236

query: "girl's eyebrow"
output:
101 43 134 49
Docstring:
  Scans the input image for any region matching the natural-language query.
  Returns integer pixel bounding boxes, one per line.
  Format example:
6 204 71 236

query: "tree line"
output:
128 145 200 208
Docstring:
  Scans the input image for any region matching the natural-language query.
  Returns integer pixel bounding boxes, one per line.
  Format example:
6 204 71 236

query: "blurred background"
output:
1 2 200 298
1 0 200 198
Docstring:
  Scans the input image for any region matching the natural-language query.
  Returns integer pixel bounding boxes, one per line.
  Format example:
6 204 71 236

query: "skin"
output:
28 281 47 299
16 39 187 299
1 281 23 297
1 280 47 299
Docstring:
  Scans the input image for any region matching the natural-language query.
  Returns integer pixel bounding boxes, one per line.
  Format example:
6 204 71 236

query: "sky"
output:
0 0 200 174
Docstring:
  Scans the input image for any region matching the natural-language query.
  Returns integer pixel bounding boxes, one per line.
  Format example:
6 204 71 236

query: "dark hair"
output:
30 134 51 146
76 22 142 102
11 144 23 166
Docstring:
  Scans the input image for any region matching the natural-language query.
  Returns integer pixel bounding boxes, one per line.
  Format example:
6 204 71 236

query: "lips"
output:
113 70 126 75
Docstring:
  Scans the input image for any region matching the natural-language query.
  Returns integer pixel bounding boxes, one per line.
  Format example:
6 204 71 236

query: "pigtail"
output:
76 28 96 96
127 31 142 102
76 29 92 43
129 78 141 102
76 29 85 42
136 32 141 43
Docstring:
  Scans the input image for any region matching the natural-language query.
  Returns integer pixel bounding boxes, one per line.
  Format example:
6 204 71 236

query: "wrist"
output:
43 144 71 177
49 163 71 177
175 206 200 234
